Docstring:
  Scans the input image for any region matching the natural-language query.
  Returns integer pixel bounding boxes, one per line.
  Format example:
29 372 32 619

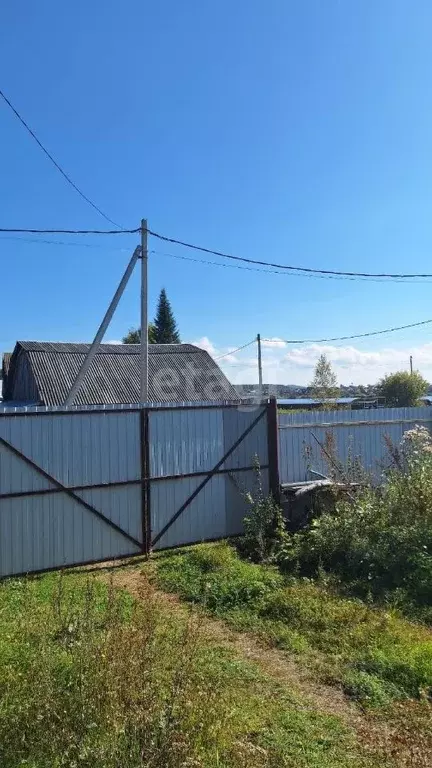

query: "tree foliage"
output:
122 324 156 344
309 354 339 401
123 289 180 345
153 288 180 344
379 370 428 407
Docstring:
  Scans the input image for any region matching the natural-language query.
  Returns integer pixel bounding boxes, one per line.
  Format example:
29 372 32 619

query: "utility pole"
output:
141 219 149 402
257 333 263 399
410 355 413 375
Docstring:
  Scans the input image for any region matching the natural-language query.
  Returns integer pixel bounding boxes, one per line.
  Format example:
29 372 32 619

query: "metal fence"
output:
278 406 432 485
0 401 273 577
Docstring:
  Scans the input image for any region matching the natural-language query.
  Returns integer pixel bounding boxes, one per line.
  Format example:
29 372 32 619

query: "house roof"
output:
4 341 239 406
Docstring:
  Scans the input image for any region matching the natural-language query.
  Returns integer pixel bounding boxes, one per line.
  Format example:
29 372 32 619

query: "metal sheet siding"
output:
0 403 270 575
149 405 269 549
149 408 224 477
151 475 227 549
0 411 140 487
0 409 143 576
221 406 268 470
278 406 432 484
0 493 140 577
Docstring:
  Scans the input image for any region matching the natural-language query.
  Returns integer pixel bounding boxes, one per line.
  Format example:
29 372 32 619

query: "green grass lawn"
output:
0 569 384 768
154 543 432 713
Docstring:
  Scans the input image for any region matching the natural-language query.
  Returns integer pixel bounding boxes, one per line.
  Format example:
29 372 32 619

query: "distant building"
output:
1 341 239 406
277 396 386 410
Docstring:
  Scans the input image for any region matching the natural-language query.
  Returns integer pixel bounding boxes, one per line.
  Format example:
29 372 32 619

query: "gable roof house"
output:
1 342 239 406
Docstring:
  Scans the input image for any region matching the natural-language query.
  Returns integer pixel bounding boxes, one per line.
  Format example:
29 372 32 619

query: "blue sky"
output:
2 1 432 385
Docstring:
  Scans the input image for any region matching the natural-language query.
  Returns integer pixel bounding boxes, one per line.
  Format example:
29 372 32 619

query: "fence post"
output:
267 397 281 504
140 407 151 555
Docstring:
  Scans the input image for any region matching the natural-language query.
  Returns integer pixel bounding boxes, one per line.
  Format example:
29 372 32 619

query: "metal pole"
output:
257 333 263 399
140 219 149 402
410 355 413 375
64 246 141 406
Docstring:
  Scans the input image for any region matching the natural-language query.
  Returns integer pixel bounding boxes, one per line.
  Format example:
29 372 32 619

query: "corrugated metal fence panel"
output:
221 406 268 469
0 494 140 577
278 406 432 484
0 403 271 573
0 411 140 487
149 408 224 477
0 411 142 576
150 405 269 549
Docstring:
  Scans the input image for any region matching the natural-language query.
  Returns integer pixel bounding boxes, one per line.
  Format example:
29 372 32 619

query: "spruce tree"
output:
153 289 180 343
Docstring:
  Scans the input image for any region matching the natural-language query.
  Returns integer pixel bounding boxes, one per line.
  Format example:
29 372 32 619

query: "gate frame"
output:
0 399 282 576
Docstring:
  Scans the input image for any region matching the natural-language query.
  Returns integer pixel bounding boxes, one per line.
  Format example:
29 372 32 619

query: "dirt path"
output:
95 562 429 768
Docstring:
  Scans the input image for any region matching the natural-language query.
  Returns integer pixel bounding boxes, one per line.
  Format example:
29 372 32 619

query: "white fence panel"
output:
0 410 142 576
278 406 432 484
149 405 269 549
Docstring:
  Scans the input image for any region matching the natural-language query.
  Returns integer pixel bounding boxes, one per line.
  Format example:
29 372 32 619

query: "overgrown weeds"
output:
0 569 377 768
155 543 432 711
280 425 432 621
234 456 288 563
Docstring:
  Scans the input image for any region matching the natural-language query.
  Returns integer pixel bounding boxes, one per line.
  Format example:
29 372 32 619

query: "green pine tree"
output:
153 288 180 344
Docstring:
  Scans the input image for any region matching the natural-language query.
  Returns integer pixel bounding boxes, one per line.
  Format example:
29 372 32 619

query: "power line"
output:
0 227 139 235
151 248 432 284
0 88 122 228
263 318 432 345
0 235 129 250
147 227 432 280
214 340 256 360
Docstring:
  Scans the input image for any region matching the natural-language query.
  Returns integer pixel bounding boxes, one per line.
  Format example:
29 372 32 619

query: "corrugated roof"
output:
7 341 239 406
18 341 199 355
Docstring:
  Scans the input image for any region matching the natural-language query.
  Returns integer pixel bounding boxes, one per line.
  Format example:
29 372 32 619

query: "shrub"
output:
279 426 432 620
379 370 428 407
236 457 288 563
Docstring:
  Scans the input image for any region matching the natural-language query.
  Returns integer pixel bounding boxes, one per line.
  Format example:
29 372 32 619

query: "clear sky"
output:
2 1 432 386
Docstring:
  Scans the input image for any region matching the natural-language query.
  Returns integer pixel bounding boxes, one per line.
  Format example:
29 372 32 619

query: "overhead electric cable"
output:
263 318 432 344
214 340 256 360
0 88 122 228
150 249 432 284
147 228 432 279
0 227 139 235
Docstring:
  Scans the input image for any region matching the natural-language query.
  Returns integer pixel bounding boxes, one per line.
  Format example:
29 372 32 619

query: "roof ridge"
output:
17 341 203 355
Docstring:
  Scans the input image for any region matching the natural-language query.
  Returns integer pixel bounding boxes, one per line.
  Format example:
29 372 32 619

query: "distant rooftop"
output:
277 397 358 406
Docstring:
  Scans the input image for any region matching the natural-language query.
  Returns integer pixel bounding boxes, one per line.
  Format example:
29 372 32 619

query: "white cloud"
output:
188 336 432 385
191 336 242 364
261 337 286 349
191 336 218 356
208 339 432 386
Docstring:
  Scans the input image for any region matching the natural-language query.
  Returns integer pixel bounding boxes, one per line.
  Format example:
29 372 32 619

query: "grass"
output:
0 569 384 768
154 543 432 710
